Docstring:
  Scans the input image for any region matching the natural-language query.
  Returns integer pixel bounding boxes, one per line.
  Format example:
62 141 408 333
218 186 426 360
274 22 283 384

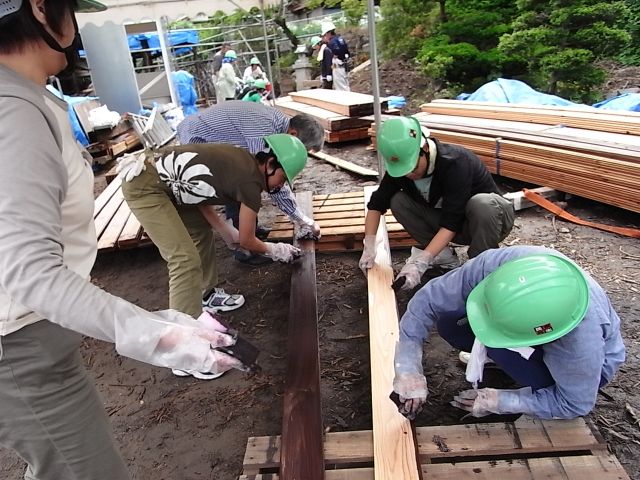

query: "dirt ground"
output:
2 140 640 479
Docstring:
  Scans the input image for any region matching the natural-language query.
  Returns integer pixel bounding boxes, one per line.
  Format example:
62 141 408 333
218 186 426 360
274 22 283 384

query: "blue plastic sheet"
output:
128 30 198 56
388 95 406 109
592 93 640 112
172 71 198 116
46 86 97 146
457 78 582 107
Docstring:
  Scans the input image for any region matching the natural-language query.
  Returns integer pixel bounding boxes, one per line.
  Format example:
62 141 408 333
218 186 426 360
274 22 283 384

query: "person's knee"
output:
167 246 202 278
436 317 475 352
466 193 501 222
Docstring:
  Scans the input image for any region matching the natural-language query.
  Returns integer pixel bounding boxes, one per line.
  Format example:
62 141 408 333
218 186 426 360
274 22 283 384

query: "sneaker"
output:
202 287 245 313
433 247 460 270
171 369 224 380
458 351 496 367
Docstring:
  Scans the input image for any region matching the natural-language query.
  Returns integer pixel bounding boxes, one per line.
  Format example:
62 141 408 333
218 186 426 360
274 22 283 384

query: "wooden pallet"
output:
266 191 415 252
94 174 150 252
239 416 629 479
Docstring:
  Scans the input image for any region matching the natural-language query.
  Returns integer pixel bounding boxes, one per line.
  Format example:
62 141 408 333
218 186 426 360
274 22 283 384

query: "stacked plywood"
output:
415 101 640 214
275 90 388 143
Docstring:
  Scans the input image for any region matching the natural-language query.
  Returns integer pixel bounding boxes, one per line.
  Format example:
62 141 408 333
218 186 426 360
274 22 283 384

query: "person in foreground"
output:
0 1 247 478
392 246 625 420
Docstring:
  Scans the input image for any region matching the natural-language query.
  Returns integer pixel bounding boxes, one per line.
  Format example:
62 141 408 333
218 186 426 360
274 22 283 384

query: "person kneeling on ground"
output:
242 78 268 103
393 246 625 420
359 116 515 289
120 135 307 378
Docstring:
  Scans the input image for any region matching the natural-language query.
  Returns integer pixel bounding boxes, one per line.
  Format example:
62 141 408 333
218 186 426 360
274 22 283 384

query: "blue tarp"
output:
457 78 582 107
128 30 198 56
592 92 640 112
172 70 198 116
46 86 97 146
458 78 640 112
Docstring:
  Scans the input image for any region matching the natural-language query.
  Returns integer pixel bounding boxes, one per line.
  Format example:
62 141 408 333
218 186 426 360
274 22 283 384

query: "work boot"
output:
458 351 497 368
233 249 273 266
171 369 225 380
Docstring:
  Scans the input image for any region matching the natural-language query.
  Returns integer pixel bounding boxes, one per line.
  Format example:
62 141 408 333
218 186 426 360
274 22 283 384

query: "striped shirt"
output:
177 101 307 223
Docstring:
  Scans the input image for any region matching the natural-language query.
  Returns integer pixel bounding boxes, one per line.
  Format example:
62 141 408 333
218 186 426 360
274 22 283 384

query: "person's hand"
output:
451 388 500 417
265 242 302 263
359 234 377 276
216 219 240 250
393 372 428 420
117 150 146 182
295 221 321 241
394 248 434 290
204 349 245 374
326 75 333 82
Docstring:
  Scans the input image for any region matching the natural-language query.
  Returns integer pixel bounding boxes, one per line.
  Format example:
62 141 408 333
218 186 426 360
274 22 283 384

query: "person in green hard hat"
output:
121 134 308 332
359 116 515 290
242 78 268 103
392 246 625 421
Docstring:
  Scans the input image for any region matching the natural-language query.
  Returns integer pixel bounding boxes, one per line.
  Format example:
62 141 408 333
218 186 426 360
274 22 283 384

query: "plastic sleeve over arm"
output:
0 101 212 372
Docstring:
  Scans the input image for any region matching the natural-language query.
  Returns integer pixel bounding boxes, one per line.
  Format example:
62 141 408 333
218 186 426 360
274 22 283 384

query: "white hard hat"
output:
321 21 336 36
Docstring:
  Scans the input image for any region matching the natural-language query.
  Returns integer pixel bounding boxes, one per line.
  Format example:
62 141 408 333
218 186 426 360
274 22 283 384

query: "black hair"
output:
0 0 77 54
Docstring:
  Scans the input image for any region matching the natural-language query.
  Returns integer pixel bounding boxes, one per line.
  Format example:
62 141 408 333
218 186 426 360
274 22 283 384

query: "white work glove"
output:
359 234 377 276
392 340 428 420
117 151 146 182
264 242 302 263
451 388 501 418
325 75 333 82
213 219 240 250
295 220 321 241
394 247 434 291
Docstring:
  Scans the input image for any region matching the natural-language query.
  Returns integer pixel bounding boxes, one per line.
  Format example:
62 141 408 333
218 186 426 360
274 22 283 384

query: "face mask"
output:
33 8 80 76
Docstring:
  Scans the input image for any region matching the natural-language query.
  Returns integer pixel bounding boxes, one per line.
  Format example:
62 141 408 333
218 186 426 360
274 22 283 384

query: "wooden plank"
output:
94 186 125 239
117 210 143 248
240 451 629 479
364 185 421 480
97 200 131 251
290 89 388 117
94 174 123 217
325 127 371 143
242 417 606 473
311 151 378 177
280 191 324 480
275 97 372 131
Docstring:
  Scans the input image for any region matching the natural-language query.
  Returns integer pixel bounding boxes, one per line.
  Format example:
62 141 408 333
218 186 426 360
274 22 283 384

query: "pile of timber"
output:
74 99 141 165
275 89 389 143
267 191 415 252
416 100 640 214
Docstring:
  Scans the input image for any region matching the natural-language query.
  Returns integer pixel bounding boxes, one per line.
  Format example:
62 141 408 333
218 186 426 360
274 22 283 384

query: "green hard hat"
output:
250 56 261 65
310 36 322 47
466 254 590 348
224 49 237 59
264 134 308 186
77 0 107 12
254 79 267 89
378 116 424 177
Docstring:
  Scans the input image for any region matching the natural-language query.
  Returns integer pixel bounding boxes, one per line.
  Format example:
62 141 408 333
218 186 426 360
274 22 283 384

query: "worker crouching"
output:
393 246 625 420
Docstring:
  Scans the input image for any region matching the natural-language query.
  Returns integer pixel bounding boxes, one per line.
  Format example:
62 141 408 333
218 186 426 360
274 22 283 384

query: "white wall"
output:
77 0 277 27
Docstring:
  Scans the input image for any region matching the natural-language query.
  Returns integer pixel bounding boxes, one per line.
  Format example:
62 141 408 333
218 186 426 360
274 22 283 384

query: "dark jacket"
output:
367 138 499 232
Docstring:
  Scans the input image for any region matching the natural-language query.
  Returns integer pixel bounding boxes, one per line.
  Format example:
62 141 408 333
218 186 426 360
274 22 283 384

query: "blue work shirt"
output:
399 245 626 419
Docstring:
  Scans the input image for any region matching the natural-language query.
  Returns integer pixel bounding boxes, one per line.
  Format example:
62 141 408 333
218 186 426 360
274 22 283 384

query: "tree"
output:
619 0 640 64
499 0 630 101
416 0 519 91
379 0 439 57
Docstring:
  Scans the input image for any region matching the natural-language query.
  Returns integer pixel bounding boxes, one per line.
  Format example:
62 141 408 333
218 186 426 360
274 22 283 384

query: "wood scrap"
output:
275 97 371 131
290 89 388 117
310 151 378 177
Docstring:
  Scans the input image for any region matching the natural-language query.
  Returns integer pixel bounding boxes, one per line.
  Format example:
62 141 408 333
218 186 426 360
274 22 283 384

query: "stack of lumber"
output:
93 175 150 252
267 191 414 252
415 100 640 214
275 89 388 143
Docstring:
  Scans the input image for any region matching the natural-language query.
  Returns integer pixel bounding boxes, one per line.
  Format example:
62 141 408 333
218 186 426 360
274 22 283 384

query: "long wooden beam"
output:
280 191 324 480
364 186 421 480
310 151 379 177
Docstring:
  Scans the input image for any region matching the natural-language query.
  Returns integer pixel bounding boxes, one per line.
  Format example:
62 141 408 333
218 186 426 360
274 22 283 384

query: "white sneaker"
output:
171 369 225 380
202 287 245 313
458 351 496 367
433 247 460 270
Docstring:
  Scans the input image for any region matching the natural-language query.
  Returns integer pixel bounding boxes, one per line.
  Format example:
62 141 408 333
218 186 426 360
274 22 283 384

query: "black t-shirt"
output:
156 143 266 213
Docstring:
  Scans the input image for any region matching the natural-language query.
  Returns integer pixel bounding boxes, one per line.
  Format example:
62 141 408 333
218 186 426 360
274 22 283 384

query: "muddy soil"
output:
1 140 640 480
